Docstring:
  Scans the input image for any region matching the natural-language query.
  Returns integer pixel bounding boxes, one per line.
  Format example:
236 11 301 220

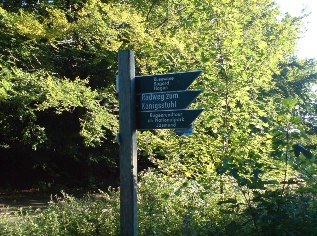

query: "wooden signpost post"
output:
118 50 137 236
118 50 203 236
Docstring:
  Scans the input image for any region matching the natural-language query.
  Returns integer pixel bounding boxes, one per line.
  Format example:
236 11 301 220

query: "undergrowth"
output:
0 170 316 236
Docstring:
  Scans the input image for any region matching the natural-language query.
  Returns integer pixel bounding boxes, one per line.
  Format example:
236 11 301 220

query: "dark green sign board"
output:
135 70 202 93
136 109 203 130
136 90 202 111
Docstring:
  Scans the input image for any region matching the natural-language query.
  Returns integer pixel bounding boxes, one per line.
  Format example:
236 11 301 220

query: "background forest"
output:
1 0 317 235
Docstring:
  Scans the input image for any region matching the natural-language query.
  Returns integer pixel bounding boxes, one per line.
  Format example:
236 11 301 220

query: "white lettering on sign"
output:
154 116 185 123
141 92 178 102
146 111 184 128
142 101 176 110
156 123 177 128
149 111 183 118
140 92 179 111
153 77 174 91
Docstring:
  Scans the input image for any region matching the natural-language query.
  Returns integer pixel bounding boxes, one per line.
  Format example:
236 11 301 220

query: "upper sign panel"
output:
135 70 202 93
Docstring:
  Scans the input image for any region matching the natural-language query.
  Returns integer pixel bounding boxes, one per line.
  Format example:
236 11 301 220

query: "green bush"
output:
1 171 317 235
0 190 120 236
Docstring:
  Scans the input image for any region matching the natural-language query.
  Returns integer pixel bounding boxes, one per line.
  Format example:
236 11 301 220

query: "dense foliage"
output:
1 0 317 235
1 171 317 235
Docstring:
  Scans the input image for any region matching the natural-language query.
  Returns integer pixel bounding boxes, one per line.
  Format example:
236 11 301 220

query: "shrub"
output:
0 190 120 236
1 171 317 235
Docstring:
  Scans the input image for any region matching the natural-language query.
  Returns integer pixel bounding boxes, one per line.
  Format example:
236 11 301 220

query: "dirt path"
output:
0 191 50 214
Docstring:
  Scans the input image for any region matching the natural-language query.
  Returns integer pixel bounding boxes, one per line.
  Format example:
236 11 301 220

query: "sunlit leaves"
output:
43 7 70 41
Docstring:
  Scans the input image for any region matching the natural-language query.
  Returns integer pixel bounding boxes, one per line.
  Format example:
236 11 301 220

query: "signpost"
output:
118 50 137 236
118 50 203 236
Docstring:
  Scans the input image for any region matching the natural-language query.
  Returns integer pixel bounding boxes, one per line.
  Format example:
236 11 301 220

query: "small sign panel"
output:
175 125 193 136
135 70 202 93
136 90 202 111
136 109 203 130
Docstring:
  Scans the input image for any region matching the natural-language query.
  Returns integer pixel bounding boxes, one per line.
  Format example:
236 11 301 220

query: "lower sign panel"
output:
136 109 203 130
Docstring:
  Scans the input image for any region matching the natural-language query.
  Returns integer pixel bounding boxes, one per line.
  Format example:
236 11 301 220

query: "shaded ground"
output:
0 190 51 215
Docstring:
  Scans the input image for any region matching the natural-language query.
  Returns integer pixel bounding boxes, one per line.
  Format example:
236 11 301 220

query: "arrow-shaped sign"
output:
136 109 203 130
135 70 202 93
136 90 202 111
